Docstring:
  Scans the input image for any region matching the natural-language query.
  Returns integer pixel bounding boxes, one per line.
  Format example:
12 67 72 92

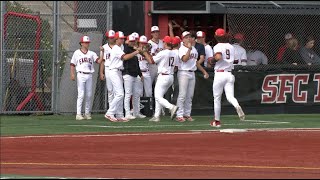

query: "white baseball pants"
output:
154 74 175 117
123 74 141 116
76 73 93 115
176 71 195 117
149 63 158 85
212 72 240 120
104 67 114 108
106 69 124 117
142 72 152 97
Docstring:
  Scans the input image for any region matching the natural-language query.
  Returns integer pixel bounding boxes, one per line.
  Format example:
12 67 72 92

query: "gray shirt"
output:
299 47 320 65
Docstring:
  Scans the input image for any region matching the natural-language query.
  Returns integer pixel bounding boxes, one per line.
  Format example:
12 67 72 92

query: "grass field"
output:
1 113 320 136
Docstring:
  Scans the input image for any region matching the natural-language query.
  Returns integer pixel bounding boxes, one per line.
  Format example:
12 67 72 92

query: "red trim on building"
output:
144 1 152 39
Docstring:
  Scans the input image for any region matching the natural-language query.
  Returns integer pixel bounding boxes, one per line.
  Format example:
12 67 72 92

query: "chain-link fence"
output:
0 1 112 114
227 12 320 72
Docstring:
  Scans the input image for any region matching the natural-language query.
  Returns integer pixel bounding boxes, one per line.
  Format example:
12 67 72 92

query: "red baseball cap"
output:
172 36 181 45
105 30 115 38
234 33 244 40
163 36 172 44
215 28 226 37
80 35 90 43
114 31 126 39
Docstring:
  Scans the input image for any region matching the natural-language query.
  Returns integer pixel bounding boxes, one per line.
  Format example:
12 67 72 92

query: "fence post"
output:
0 1 6 113
52 1 60 114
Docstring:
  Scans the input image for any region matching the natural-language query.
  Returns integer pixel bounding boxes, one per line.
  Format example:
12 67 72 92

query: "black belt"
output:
79 71 92 74
141 69 149 72
180 70 195 72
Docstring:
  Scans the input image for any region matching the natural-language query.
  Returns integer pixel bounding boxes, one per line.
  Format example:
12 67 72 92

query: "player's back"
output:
155 49 176 75
213 43 235 71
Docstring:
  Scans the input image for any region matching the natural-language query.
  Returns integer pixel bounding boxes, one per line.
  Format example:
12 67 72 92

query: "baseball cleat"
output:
117 117 129 122
210 120 221 127
236 106 245 121
170 106 178 119
76 114 85 120
84 114 92 120
175 116 186 122
135 113 146 119
184 116 194 122
125 114 136 120
104 114 118 122
149 117 160 122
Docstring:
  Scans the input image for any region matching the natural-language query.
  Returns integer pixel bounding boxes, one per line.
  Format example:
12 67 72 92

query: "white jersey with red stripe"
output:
213 43 235 71
70 49 98 73
153 49 178 75
178 44 198 71
108 44 125 70
148 39 164 56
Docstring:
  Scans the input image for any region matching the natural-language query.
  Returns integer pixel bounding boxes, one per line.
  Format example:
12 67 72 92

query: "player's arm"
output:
99 61 105 81
70 63 76 81
168 21 175 38
141 51 155 64
95 46 104 64
196 62 209 79
122 46 140 61
181 43 192 62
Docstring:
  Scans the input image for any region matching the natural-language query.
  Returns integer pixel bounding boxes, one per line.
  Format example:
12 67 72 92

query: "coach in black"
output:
122 34 143 120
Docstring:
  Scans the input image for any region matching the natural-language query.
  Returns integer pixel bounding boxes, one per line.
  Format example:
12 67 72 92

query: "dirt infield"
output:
1 130 320 178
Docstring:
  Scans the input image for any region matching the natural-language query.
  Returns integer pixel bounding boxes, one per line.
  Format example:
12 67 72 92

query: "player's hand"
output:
70 74 75 81
100 74 105 81
203 72 209 79
186 42 192 49
140 75 144 82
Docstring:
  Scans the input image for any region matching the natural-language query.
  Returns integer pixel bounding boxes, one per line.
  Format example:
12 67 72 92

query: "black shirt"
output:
122 44 142 77
282 48 306 65
194 42 206 66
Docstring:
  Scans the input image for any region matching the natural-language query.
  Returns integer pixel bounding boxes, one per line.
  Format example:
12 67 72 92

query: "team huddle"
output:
70 26 245 127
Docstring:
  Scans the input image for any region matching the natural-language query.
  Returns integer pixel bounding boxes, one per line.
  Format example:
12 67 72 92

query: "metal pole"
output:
52 1 60 114
0 1 7 113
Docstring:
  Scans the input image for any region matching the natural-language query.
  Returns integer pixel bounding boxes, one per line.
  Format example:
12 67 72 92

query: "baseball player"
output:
145 36 179 122
196 31 213 68
176 31 209 122
70 35 104 120
122 34 144 120
100 30 116 109
148 26 164 84
104 31 142 122
209 28 245 128
232 33 247 66
148 26 166 116
136 35 153 98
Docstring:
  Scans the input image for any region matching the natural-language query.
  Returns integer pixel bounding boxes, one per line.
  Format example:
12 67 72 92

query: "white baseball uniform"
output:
232 43 247 66
176 44 198 118
102 43 114 107
137 53 152 97
246 49 268 65
153 49 178 117
204 44 213 67
212 43 241 120
105 44 125 118
70 49 99 116
148 39 164 84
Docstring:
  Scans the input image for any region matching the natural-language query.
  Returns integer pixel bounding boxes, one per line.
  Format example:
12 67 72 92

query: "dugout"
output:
145 1 320 115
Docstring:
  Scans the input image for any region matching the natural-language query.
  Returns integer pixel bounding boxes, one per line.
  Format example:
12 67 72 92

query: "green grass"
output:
1 114 320 136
